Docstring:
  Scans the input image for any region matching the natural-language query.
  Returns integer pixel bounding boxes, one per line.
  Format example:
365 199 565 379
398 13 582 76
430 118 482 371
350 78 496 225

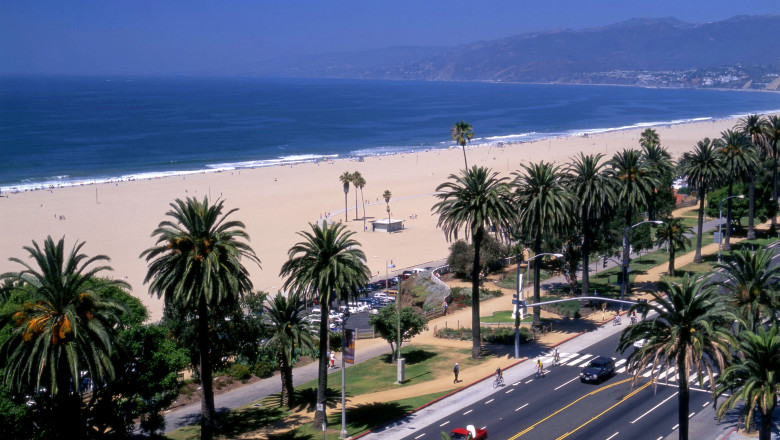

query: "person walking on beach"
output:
453 362 460 383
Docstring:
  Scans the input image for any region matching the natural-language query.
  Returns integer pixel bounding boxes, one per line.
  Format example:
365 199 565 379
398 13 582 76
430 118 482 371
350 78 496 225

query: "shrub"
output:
434 326 532 344
251 361 275 378
329 331 343 352
228 363 252 382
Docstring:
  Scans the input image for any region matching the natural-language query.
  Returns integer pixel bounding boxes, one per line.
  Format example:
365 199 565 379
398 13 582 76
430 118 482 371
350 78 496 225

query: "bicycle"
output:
535 368 545 379
552 352 561 367
629 315 637 325
493 375 505 388
613 315 622 326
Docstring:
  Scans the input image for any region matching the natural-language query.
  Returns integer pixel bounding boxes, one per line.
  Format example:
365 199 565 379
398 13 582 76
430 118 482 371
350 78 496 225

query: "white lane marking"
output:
688 412 695 418
516 403 529 412
512 381 522 386
554 376 581 390
440 421 449 427
672 424 679 430
699 376 710 387
606 432 620 440
505 388 514 394
658 366 675 380
485 399 494 404
525 379 534 384
463 409 473 415
415 434 426 439
656 437 663 440
631 392 679 423
702 402 710 407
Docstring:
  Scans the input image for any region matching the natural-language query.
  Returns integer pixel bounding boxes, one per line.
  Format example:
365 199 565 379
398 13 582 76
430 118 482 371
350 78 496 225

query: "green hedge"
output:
435 326 532 344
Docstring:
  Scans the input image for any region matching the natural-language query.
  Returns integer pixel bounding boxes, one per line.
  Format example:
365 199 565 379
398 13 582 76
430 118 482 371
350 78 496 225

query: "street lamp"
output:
718 194 745 263
387 260 405 383
621 220 663 304
339 311 350 439
514 252 563 359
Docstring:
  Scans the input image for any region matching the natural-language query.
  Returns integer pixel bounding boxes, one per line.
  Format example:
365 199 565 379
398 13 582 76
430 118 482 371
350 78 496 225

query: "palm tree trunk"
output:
759 405 775 440
668 246 675 276
198 299 218 440
677 356 690 440
344 191 348 223
581 221 591 296
313 304 329 428
471 232 483 359
772 155 778 235
360 188 366 221
462 147 468 169
747 173 756 240
532 235 542 328
280 356 294 408
693 187 705 263
724 182 733 251
354 189 359 220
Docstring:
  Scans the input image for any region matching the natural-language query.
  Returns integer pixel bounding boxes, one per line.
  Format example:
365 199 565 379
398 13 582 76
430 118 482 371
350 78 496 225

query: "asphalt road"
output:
398 330 716 440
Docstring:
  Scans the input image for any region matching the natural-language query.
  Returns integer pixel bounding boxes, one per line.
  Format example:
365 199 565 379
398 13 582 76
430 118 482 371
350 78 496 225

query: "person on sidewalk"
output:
453 362 460 383
329 351 336 369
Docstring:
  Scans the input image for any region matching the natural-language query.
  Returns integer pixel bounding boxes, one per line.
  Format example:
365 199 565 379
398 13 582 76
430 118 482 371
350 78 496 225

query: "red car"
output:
450 425 487 440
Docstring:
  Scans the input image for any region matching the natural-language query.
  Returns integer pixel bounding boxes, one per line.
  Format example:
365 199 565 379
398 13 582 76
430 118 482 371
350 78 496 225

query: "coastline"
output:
0 115 773 321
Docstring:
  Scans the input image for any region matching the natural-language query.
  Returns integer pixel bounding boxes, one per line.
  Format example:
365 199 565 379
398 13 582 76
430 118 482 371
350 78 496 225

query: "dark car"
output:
580 356 616 383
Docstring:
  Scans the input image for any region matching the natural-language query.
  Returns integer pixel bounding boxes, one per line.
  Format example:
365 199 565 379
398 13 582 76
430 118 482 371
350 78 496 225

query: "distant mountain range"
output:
256 15 780 90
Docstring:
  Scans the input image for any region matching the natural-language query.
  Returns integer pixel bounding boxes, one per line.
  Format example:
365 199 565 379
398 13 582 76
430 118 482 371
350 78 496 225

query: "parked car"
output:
450 425 487 440
369 308 379 315
633 338 647 349
580 356 616 383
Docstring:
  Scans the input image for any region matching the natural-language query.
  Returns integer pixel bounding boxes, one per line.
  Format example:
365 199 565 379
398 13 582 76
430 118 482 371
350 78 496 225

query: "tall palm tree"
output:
654 217 692 276
715 326 780 440
564 153 614 295
765 116 780 234
608 149 658 289
280 221 370 428
433 166 516 358
736 115 770 240
512 162 572 328
354 173 367 222
140 197 260 440
0 237 127 438
261 291 315 408
383 189 392 233
677 138 725 263
339 171 353 223
713 248 780 331
717 130 756 250
641 142 675 221
639 128 660 149
351 171 363 220
617 274 733 440
451 120 474 169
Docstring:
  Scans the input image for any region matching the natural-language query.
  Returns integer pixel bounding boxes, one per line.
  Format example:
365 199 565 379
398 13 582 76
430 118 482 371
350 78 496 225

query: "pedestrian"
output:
453 362 460 383
443 299 449 315
330 351 336 369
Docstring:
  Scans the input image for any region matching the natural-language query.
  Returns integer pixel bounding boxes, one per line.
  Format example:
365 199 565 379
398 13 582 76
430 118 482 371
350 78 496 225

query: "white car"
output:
369 308 379 315
633 338 647 349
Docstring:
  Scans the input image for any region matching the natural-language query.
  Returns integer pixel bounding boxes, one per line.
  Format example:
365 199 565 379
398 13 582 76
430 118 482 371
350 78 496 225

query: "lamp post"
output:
514 252 563 359
339 311 350 439
387 260 404 383
621 220 663 304
718 194 745 263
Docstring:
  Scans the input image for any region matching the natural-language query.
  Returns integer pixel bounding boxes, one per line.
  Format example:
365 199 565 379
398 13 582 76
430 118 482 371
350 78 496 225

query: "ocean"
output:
1 76 779 192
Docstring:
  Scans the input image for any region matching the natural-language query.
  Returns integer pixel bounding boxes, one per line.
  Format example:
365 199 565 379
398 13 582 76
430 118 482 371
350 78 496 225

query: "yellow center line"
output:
506 378 633 440
555 379 655 440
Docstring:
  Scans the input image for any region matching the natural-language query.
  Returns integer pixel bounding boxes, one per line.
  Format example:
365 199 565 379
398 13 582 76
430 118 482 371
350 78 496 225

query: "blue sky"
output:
1 0 777 75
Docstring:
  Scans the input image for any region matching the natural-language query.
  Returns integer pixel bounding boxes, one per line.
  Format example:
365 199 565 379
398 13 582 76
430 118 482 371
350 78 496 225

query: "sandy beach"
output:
0 116 759 320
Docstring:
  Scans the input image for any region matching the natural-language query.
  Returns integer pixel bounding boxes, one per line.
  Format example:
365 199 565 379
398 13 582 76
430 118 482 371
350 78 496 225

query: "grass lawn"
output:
480 310 534 323
295 345 484 396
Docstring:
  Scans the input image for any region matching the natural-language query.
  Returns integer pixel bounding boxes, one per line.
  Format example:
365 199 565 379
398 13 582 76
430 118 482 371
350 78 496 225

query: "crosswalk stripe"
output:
615 359 627 367
570 355 596 367
561 353 589 366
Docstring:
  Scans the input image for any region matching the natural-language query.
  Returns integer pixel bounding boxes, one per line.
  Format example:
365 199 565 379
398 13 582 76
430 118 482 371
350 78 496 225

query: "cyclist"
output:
495 367 503 383
630 310 638 324
552 347 560 366
536 359 544 377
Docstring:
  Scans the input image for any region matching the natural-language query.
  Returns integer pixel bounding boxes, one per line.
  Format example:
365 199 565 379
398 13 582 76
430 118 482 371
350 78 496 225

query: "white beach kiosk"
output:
370 218 404 232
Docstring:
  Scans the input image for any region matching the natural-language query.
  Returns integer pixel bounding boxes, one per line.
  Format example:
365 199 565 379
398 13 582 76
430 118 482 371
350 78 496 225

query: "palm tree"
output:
354 172 367 222
0 237 128 437
654 217 692 276
639 128 660 149
736 115 770 240
564 153 614 295
433 166 516 358
717 130 757 250
715 326 780 440
677 138 725 263
608 149 658 289
641 142 675 221
383 189 392 233
140 197 260 440
617 274 733 440
280 221 370 428
351 171 363 220
713 248 780 331
513 162 572 328
765 116 780 234
339 171 353 223
261 291 315 408
451 120 474 169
